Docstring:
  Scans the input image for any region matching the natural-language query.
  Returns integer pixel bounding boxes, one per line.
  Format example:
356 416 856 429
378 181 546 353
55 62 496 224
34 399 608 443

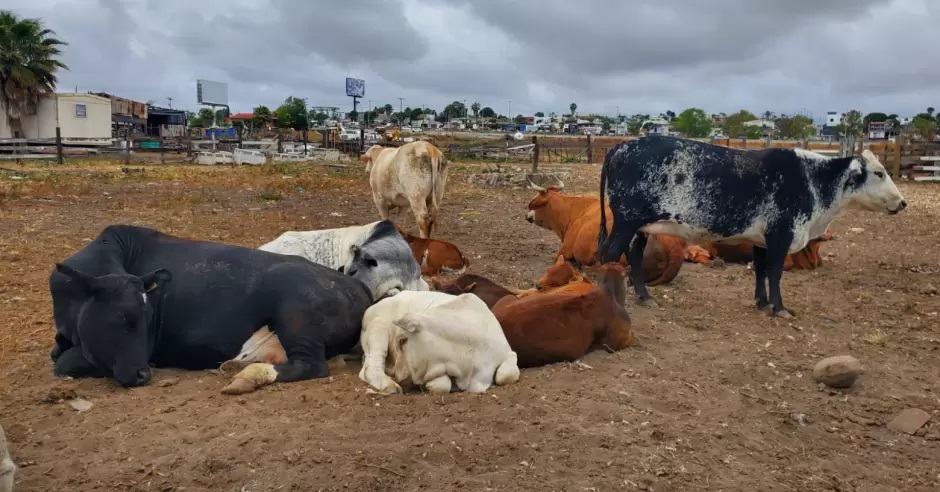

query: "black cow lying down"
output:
50 225 372 394
599 136 907 317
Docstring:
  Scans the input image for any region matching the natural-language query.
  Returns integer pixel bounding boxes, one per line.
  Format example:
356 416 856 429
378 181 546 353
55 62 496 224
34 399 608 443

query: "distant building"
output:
825 111 843 126
645 116 670 135
868 121 889 140
743 118 776 130
91 92 148 137
146 106 187 137
0 92 112 145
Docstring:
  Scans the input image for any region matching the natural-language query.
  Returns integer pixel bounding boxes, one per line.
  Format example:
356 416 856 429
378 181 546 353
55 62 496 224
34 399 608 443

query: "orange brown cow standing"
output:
525 188 685 285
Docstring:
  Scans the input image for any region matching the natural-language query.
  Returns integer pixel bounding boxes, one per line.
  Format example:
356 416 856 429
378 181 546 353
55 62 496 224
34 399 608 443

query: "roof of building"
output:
230 112 255 120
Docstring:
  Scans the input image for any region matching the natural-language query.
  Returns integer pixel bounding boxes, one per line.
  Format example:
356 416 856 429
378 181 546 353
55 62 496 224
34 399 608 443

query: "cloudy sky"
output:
6 0 938 121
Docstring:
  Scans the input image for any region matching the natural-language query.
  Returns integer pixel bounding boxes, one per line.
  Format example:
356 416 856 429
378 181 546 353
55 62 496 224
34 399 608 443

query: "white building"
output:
645 116 671 135
0 93 112 145
743 119 776 130
825 111 843 126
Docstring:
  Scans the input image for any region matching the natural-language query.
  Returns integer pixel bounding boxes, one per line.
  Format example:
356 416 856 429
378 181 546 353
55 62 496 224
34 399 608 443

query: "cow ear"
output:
393 315 422 334
140 269 171 292
56 263 98 291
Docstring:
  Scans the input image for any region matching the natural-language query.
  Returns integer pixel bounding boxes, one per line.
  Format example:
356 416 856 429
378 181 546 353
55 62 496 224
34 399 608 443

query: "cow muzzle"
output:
888 199 907 214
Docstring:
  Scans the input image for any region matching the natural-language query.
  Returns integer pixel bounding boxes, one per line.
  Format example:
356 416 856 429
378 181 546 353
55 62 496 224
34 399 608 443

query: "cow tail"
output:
597 151 611 259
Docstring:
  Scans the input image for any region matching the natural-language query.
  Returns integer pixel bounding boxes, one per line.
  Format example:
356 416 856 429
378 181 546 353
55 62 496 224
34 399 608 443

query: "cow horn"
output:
526 178 546 191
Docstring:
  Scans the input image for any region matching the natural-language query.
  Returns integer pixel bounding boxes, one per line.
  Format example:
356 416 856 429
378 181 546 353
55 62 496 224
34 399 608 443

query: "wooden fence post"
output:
124 131 131 164
586 134 593 163
531 135 539 173
55 127 63 164
892 137 902 178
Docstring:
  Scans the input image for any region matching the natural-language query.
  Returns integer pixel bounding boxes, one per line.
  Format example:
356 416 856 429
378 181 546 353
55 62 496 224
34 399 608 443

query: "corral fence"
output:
442 134 939 180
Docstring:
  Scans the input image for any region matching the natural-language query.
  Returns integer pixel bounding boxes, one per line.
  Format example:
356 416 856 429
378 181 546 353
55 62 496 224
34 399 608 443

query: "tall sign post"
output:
345 77 365 122
197 79 229 150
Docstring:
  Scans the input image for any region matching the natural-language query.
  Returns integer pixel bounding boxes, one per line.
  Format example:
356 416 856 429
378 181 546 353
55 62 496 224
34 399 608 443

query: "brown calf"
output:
395 224 470 275
430 274 517 309
525 188 685 285
686 232 833 271
492 261 635 368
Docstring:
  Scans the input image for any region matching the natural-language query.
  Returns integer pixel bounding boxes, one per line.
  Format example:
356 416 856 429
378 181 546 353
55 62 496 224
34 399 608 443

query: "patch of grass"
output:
863 329 888 346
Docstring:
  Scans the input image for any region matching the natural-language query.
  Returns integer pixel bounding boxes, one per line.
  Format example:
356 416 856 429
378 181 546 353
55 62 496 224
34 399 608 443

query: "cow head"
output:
525 187 563 227
361 145 384 173
53 264 171 387
343 220 426 300
536 255 584 290
844 150 907 214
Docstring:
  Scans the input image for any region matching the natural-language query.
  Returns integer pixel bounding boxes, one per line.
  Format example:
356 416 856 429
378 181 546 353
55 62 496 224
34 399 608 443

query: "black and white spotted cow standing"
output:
598 136 907 317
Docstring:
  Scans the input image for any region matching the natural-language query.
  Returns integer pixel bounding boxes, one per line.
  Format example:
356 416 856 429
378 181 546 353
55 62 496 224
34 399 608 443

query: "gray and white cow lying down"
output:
0 424 13 492
259 219 428 299
359 291 520 394
599 136 906 317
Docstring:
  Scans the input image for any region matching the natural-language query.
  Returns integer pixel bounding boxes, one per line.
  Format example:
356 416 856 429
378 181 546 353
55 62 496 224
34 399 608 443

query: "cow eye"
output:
874 171 885 179
365 257 378 268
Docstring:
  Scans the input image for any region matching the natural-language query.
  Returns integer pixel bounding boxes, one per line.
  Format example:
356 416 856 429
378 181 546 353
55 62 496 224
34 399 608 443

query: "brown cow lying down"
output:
492 259 636 367
430 274 519 309
395 224 470 275
686 232 833 271
525 187 685 285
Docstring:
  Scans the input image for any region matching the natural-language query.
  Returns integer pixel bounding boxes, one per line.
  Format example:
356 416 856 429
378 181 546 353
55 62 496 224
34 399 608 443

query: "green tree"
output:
626 114 649 134
776 115 815 139
309 111 328 125
534 111 545 117
569 102 577 117
837 110 864 138
252 105 272 126
274 96 307 130
408 107 424 120
0 10 68 137
721 110 758 138
665 110 676 121
673 108 712 137
912 114 937 140
480 106 496 118
188 108 215 128
470 101 481 118
863 112 888 126
383 103 393 114
440 100 466 121
513 114 525 124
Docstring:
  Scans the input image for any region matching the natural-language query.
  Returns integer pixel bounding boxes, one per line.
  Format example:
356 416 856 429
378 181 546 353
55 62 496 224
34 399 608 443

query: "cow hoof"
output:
221 378 258 395
771 309 795 319
219 360 251 374
637 297 659 308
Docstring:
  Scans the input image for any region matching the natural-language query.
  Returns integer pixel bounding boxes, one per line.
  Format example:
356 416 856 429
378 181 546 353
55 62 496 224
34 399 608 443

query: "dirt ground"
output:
0 156 938 491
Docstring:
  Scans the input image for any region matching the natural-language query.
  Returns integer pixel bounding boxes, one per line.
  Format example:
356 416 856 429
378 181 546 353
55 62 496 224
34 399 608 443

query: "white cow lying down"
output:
359 291 520 394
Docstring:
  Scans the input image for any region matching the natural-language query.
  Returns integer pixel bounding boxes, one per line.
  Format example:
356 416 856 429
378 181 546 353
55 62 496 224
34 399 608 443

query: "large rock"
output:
813 355 863 388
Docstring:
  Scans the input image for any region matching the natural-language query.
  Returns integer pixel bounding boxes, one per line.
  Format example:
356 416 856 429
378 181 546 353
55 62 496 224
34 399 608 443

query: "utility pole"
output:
167 96 173 108
507 100 512 122
398 97 405 128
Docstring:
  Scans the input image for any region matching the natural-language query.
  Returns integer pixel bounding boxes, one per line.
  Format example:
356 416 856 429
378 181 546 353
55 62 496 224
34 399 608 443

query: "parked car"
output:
339 128 361 142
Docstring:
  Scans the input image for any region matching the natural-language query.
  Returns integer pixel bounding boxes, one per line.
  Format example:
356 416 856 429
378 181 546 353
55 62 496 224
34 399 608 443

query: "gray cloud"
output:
4 0 937 120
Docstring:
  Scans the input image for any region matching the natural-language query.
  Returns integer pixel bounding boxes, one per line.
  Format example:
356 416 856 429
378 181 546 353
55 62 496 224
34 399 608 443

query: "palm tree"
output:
569 102 577 117
0 11 68 137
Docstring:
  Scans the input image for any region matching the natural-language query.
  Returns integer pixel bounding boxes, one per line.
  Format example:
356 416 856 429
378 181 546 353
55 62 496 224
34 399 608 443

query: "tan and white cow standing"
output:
362 141 448 238
0 424 14 492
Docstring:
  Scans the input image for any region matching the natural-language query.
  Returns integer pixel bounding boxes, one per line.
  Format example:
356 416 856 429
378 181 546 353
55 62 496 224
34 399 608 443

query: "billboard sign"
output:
197 79 229 105
345 77 365 98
